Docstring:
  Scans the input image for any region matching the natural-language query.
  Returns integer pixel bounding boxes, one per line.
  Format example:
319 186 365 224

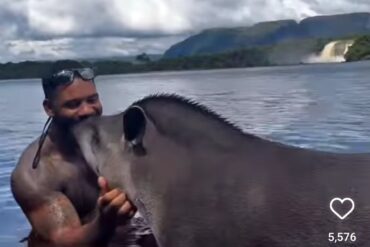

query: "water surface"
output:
0 61 369 246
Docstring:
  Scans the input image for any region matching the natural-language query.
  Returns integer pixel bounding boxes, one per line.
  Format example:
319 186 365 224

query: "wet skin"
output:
11 79 140 246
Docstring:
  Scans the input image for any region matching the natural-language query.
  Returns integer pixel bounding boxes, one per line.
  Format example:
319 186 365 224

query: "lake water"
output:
0 61 370 246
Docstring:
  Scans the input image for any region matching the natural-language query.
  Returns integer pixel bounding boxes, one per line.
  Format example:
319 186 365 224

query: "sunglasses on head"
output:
47 67 95 86
33 67 95 169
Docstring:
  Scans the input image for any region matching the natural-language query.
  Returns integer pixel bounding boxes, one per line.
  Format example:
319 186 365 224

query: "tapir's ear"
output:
123 105 146 146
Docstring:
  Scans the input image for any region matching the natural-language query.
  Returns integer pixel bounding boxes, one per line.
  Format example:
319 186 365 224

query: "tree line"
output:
0 48 270 80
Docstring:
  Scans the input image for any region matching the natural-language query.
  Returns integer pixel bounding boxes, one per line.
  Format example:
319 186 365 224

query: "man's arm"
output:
11 169 110 245
11 151 135 246
22 191 112 245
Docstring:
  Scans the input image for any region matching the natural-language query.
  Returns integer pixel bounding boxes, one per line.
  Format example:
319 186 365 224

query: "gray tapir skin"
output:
73 94 370 247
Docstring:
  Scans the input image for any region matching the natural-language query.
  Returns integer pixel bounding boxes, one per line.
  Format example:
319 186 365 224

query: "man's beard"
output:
52 114 95 130
52 116 80 129
50 114 98 150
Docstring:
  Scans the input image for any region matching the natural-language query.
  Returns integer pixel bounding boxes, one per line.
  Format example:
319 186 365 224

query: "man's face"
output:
48 78 103 128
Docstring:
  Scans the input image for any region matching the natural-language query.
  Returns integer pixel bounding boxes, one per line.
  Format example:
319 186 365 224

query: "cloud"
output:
0 0 369 62
0 1 27 39
26 0 192 39
308 0 370 14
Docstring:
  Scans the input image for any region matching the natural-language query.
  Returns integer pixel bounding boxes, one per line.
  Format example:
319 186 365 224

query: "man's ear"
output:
43 99 55 117
123 105 146 147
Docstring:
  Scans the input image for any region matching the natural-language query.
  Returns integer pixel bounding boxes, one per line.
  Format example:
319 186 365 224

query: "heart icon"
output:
329 197 355 220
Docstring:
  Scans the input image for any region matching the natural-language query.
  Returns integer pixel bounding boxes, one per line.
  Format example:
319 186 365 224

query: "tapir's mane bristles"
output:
131 93 246 134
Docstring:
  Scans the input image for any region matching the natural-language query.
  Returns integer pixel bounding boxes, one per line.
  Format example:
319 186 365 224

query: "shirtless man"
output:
11 62 157 247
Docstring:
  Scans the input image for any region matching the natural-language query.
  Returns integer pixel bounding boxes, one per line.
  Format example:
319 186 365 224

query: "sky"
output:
1 0 370 63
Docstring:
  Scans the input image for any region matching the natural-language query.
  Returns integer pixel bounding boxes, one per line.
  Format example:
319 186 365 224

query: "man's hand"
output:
97 177 136 225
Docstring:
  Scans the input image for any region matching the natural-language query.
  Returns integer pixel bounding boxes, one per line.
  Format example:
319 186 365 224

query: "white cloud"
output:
110 0 191 34
0 0 369 62
28 1 76 35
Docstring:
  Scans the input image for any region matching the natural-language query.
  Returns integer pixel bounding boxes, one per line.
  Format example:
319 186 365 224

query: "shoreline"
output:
1 59 369 82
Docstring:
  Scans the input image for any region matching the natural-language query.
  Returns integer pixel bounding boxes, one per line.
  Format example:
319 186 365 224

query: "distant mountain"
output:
164 12 370 58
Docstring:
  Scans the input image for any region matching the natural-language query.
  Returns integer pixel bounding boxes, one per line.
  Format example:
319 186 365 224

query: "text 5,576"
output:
328 232 356 243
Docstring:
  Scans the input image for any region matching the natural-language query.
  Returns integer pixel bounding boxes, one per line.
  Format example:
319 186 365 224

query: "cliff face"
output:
300 12 370 38
164 13 370 58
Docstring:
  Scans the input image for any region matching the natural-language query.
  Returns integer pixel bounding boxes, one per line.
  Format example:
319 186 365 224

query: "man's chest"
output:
56 158 100 221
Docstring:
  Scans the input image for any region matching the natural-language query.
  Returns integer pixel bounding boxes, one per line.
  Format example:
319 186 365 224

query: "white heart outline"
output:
329 197 355 220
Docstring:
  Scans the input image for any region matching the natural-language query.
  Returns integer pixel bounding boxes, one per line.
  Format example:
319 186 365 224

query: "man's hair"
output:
42 60 89 100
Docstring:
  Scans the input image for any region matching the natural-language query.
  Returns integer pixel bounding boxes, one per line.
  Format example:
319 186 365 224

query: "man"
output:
11 61 157 247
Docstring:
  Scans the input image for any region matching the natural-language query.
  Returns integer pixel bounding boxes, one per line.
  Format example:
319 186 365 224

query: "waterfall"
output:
303 40 354 63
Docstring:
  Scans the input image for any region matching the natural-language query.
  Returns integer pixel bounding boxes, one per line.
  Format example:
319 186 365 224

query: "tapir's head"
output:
72 105 156 204
73 97 198 233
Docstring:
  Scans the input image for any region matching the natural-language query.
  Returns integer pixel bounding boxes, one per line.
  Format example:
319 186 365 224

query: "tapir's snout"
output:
72 117 102 174
72 109 146 176
71 107 150 206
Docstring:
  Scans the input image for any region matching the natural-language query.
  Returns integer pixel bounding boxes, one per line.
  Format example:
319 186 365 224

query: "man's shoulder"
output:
11 137 64 212
11 136 53 189
20 138 39 161
12 135 73 192
11 136 64 202
13 138 40 173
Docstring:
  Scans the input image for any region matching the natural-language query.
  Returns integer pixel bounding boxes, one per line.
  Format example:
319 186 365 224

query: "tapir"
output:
72 94 370 247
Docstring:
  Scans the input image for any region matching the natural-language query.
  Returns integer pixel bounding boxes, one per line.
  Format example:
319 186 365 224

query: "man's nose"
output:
78 102 96 118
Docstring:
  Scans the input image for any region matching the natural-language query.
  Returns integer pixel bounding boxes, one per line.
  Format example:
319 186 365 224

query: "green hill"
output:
345 35 370 61
164 12 370 59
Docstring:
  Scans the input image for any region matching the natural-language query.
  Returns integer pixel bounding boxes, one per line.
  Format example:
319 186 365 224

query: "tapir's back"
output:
130 112 370 247
129 96 370 247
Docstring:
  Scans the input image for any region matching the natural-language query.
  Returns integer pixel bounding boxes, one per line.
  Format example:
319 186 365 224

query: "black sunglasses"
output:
46 67 95 87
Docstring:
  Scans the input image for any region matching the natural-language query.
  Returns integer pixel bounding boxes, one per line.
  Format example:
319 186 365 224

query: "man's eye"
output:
64 100 81 109
86 95 99 104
